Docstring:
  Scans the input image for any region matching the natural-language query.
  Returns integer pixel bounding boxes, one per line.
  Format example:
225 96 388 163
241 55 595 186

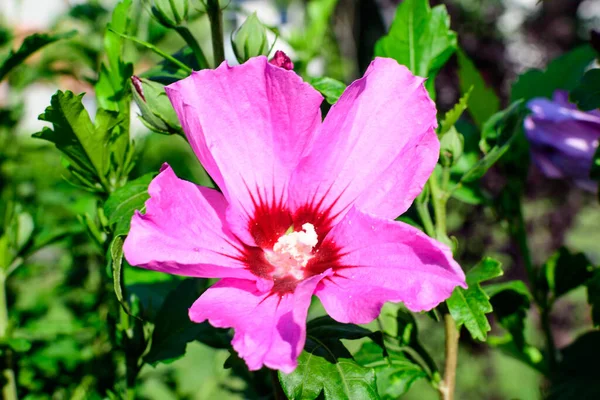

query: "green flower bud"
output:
231 13 270 63
150 0 189 28
131 76 182 135
439 126 464 167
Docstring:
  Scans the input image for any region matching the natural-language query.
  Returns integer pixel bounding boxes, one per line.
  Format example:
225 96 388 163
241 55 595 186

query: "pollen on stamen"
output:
264 223 318 280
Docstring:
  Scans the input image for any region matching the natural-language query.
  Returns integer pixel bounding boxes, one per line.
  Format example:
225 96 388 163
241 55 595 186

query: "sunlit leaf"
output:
447 257 503 341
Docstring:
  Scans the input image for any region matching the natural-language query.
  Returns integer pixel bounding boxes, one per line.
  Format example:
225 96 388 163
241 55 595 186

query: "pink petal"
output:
315 207 466 323
123 165 253 280
165 57 323 245
189 273 328 373
289 57 438 222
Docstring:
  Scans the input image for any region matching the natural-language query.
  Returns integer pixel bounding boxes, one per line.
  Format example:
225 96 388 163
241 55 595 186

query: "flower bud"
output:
231 13 269 64
131 76 182 135
150 0 189 28
269 50 294 70
524 90 600 191
439 126 464 167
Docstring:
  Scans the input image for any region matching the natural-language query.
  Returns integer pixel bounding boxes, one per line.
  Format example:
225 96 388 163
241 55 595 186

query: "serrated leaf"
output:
279 317 379 400
104 173 154 236
144 279 230 366
34 90 116 192
439 86 472 135
109 235 127 311
586 271 600 327
447 257 503 341
459 101 526 184
456 49 500 129
0 30 76 81
309 77 346 104
570 68 600 111
542 247 594 300
354 342 426 400
511 45 596 103
374 0 457 98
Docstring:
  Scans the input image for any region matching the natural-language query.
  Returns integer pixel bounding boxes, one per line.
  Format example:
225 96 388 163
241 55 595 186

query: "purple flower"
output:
525 91 600 191
123 56 466 372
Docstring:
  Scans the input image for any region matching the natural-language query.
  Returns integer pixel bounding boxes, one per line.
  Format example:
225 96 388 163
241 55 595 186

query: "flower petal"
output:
289 57 438 222
123 165 252 280
189 273 328 373
166 57 323 245
315 207 465 323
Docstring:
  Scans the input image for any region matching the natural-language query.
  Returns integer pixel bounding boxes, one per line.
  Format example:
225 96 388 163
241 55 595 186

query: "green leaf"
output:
548 331 600 400
309 77 347 104
542 247 594 300
457 49 500 129
109 235 127 311
374 0 456 98
439 126 464 167
511 45 596 102
279 317 379 400
570 68 600 111
354 342 426 400
439 86 472 135
0 30 76 81
458 101 526 184
34 90 117 192
144 279 230 366
586 271 600 327
447 257 503 341
104 173 154 237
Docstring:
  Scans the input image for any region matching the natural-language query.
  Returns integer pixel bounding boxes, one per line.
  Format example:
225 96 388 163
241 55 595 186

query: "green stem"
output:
175 26 209 69
416 191 436 238
206 0 225 66
428 170 448 242
540 305 557 374
439 313 459 400
0 273 18 400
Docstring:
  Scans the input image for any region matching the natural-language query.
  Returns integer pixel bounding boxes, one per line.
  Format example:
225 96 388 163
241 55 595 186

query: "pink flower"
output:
123 56 466 373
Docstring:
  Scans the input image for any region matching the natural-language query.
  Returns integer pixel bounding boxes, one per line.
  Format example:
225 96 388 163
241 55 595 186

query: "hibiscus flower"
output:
124 56 466 372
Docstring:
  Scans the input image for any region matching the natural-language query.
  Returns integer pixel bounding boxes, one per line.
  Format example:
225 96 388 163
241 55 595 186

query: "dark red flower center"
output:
239 193 343 295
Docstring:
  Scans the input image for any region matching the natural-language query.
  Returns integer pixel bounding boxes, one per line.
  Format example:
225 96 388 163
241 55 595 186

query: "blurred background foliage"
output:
0 0 599 399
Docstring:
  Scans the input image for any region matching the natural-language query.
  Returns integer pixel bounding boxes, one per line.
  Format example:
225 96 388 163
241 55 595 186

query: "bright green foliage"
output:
354 342 427 400
144 279 230 365
0 30 75 82
439 126 464 167
232 12 270 63
570 69 600 111
34 91 132 193
150 0 189 28
439 87 472 136
279 317 379 400
541 247 594 301
104 173 154 237
457 49 500 129
375 0 457 97
447 257 503 341
353 309 436 399
309 76 347 104
0 203 34 272
511 45 596 102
